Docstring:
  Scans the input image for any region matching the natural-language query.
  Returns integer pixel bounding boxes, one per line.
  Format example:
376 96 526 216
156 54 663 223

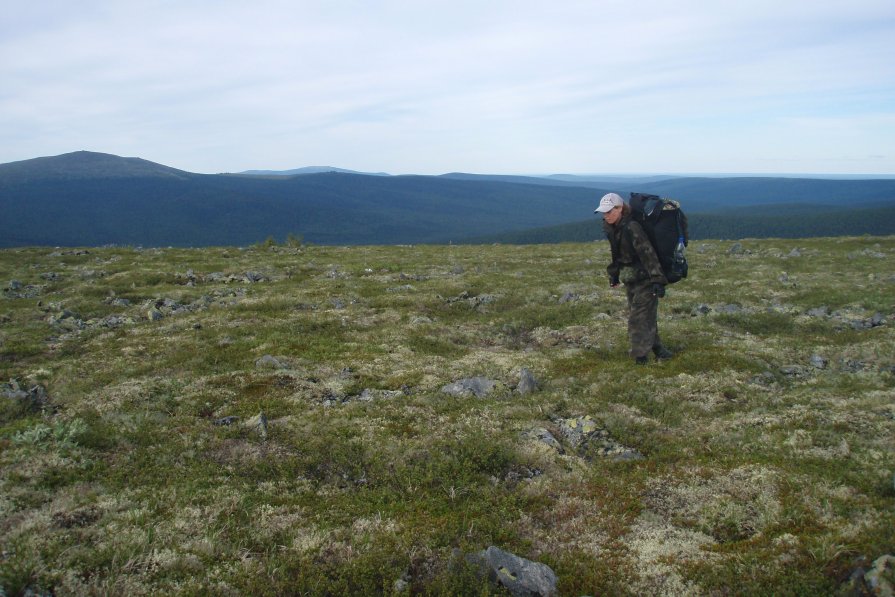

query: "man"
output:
596 192 673 364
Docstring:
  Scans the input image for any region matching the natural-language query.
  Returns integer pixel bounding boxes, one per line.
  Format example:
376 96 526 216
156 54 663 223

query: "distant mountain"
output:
238 166 390 177
1 151 893 248
0 150 191 183
0 152 606 248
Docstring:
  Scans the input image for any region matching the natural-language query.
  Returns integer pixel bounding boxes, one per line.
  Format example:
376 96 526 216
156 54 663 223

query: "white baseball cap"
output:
595 192 624 213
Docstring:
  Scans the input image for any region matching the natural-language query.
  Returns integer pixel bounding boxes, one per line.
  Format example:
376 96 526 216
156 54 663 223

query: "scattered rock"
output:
399 273 428 282
503 465 543 487
809 355 827 370
255 355 288 370
716 304 743 314
1 380 50 413
445 291 497 310
104 296 131 307
441 377 499 398
524 427 564 454
839 359 868 373
4 280 43 299
214 416 239 426
749 371 776 386
692 304 711 316
558 292 578 304
244 271 267 283
787 248 802 257
728 242 746 255
387 284 415 293
865 554 895 597
244 411 268 439
516 368 539 395
780 365 806 377
466 546 558 597
806 306 829 318
147 308 164 321
357 388 404 402
556 415 643 461
393 578 409 593
556 415 599 448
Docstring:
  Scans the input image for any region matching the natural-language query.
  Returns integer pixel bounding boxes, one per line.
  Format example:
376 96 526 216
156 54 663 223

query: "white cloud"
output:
1 0 894 174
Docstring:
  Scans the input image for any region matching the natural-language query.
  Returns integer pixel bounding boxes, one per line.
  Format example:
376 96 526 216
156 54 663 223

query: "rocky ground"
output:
1 238 893 595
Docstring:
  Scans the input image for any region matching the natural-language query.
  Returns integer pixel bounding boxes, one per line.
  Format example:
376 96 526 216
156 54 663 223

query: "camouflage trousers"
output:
625 278 661 358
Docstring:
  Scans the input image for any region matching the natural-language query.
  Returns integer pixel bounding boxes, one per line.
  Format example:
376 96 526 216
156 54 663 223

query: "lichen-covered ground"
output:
1 238 893 595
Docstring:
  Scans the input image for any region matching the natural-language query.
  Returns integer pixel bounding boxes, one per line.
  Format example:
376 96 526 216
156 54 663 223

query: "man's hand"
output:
652 283 665 298
610 276 620 288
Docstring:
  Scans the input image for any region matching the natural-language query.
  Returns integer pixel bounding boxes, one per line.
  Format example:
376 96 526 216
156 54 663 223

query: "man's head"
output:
596 192 624 224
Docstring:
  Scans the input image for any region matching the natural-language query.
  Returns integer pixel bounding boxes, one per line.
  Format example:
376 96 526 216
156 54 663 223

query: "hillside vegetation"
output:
2 152 894 247
471 205 895 244
1 238 893 595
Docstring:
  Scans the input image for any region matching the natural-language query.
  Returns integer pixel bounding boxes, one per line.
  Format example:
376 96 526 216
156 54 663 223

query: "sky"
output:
2 0 894 175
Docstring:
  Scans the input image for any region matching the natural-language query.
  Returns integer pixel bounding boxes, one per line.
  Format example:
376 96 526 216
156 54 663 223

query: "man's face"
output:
603 205 622 225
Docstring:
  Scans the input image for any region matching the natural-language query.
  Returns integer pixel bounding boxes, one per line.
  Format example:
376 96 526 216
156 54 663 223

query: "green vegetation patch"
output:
0 237 893 595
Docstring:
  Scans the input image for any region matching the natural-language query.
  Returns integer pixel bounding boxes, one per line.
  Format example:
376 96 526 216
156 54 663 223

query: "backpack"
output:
629 192 689 284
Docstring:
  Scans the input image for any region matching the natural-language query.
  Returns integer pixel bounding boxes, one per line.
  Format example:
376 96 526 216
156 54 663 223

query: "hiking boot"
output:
653 345 673 360
634 356 649 365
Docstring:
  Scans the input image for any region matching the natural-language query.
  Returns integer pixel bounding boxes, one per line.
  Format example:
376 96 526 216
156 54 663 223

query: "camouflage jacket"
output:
603 213 667 285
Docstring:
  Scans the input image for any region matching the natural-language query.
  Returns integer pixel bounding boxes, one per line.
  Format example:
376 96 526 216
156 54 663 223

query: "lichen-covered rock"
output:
524 427 564 454
466 546 558 597
441 377 500 398
556 416 644 461
865 554 895 597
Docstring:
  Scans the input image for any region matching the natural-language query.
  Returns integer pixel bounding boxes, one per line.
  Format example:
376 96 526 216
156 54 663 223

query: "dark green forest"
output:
2 151 894 247
467 205 895 244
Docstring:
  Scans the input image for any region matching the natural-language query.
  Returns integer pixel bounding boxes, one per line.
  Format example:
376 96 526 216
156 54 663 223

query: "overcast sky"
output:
2 1 894 175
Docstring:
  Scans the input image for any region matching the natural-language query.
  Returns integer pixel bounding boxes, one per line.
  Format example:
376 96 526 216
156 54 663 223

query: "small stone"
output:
147 309 163 321
441 377 498 398
692 304 711 316
393 578 409 593
728 242 745 255
516 368 539 395
865 555 895 597
467 546 558 597
717 304 743 314
806 306 829 317
244 412 268 439
214 416 239 426
255 355 287 369
525 428 564 454
809 355 827 370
